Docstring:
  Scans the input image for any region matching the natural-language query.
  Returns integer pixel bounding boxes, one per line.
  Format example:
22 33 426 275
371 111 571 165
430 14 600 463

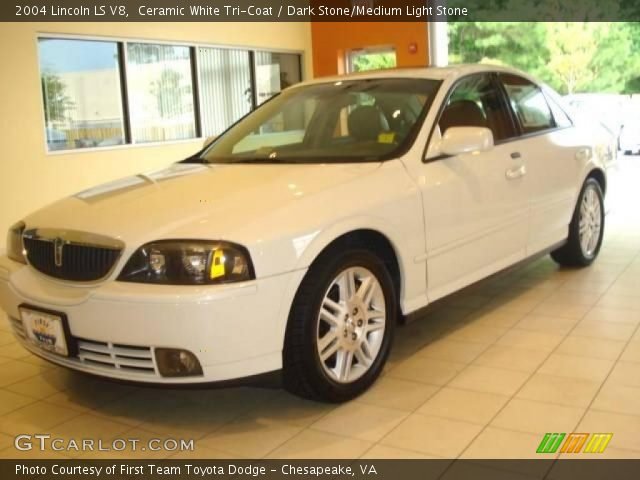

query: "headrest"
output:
348 105 389 141
439 100 487 133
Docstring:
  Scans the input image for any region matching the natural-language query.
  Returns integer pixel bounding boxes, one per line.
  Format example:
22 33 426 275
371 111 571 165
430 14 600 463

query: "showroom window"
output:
198 47 253 137
254 51 302 105
347 46 397 73
37 36 303 152
38 38 126 151
126 43 197 143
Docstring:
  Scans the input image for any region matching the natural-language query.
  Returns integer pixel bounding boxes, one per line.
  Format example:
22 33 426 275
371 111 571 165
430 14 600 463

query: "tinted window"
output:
438 74 515 141
500 74 556 134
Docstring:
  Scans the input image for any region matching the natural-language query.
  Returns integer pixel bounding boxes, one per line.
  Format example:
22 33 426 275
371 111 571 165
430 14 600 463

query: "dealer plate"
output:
19 306 70 357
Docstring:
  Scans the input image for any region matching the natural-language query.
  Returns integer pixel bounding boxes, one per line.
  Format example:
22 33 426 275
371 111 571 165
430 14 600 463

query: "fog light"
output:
155 348 203 377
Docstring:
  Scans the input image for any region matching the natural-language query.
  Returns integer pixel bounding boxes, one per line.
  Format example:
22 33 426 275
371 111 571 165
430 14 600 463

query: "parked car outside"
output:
564 93 626 150
1 65 611 401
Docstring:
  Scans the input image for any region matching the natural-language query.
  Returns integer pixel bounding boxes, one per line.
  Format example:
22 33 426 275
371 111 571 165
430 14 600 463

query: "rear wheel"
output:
551 178 604 267
283 249 396 402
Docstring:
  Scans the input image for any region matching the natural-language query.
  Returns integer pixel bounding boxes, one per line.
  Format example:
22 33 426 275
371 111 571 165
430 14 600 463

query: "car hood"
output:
24 161 381 245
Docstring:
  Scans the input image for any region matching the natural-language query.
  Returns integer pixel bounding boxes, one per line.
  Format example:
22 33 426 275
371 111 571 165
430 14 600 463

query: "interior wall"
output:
0 22 312 249
311 22 429 77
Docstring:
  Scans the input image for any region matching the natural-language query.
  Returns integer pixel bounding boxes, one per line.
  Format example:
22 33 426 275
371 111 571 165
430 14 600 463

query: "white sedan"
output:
1 65 611 401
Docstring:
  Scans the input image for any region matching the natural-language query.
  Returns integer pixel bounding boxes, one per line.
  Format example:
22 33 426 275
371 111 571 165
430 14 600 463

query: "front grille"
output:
23 235 121 282
9 320 159 377
76 338 157 375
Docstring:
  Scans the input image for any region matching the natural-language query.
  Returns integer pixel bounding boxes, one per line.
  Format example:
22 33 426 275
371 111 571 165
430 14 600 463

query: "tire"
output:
283 248 396 402
551 178 605 267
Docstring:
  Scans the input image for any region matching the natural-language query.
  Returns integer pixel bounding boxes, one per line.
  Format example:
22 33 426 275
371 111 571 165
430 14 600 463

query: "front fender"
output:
292 215 427 315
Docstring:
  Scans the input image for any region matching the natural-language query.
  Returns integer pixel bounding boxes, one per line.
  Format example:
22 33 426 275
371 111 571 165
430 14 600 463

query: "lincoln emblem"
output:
54 237 64 267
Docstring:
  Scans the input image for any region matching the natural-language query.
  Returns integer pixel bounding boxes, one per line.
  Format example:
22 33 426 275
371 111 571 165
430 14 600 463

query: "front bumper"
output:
0 255 306 384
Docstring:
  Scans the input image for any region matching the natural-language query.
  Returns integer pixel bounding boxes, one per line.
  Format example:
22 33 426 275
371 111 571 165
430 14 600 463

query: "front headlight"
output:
117 240 254 285
7 221 26 264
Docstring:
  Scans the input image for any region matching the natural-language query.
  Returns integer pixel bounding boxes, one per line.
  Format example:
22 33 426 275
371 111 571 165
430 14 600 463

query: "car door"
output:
498 73 583 255
418 73 530 301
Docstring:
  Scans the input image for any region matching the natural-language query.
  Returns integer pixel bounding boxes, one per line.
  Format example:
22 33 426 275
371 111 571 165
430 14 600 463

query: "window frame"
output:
36 32 305 155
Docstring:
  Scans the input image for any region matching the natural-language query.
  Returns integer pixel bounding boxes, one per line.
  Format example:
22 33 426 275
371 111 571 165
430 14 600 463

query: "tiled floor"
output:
1 156 639 460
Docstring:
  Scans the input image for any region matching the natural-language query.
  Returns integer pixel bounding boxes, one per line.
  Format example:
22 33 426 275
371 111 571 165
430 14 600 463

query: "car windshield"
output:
200 78 441 164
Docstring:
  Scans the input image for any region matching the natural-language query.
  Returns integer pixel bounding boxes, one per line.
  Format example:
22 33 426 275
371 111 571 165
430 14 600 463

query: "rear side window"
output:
500 74 556 134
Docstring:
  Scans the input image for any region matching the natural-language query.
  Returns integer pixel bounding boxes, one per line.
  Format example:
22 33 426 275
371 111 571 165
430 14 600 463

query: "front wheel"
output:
283 249 396 402
551 178 605 267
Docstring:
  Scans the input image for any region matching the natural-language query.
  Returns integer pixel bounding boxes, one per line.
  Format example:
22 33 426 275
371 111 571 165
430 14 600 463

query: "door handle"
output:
506 165 527 180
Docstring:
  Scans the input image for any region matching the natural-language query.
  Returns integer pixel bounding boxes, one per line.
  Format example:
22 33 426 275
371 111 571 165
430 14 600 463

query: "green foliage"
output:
449 21 640 94
351 52 396 72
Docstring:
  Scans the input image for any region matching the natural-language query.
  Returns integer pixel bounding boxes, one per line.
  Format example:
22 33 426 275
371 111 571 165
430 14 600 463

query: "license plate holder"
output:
19 304 75 358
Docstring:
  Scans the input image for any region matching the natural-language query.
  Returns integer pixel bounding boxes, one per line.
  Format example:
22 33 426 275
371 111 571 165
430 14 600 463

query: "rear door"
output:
498 74 583 255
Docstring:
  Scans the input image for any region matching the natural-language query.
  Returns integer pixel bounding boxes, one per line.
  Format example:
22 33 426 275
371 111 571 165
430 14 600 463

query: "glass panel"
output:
500 74 556 134
439 74 516 141
198 47 252 137
201 78 440 164
253 51 302 105
38 38 125 151
126 43 196 143
348 48 396 73
544 93 573 128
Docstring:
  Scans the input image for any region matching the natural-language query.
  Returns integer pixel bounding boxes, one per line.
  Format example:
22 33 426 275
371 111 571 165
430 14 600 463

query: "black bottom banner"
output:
3 459 640 480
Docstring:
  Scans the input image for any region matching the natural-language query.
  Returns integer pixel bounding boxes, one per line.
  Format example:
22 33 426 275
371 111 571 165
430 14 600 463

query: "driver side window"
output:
438 74 516 142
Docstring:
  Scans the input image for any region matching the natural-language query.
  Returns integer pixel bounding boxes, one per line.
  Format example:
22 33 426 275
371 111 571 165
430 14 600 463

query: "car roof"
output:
297 63 537 87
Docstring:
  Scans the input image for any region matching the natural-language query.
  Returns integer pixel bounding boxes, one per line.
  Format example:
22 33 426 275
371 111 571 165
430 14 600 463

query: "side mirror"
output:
202 135 217 149
440 127 494 156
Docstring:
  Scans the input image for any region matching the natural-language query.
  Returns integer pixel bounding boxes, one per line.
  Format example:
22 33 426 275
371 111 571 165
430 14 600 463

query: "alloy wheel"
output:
316 266 386 384
578 184 602 259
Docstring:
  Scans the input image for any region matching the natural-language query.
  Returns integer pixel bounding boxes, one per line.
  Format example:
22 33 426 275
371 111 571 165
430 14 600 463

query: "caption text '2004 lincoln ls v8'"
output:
0 65 612 402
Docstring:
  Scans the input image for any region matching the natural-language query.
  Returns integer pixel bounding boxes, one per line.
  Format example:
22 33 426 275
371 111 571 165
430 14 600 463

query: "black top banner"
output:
3 0 640 22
